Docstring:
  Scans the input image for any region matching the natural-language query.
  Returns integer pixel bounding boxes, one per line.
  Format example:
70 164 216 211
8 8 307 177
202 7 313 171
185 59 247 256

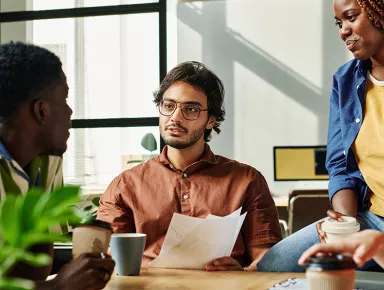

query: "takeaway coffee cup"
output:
321 216 360 243
72 220 112 259
305 254 356 290
110 233 146 276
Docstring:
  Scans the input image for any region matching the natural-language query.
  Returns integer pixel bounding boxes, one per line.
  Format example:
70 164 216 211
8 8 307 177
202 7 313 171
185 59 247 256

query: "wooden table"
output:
104 268 305 290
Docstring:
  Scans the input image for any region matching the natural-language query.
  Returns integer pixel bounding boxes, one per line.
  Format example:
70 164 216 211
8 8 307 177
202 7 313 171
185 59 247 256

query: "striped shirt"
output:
0 141 63 198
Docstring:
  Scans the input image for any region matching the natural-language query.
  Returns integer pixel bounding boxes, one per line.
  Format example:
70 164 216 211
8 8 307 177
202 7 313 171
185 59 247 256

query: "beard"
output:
161 123 206 150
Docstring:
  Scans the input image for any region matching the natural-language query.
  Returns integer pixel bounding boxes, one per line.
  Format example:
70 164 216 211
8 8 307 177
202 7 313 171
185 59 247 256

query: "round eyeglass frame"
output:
158 100 208 121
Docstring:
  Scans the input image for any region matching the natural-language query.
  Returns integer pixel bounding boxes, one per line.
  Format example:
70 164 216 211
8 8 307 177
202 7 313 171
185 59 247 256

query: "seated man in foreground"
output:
0 41 114 289
97 61 282 271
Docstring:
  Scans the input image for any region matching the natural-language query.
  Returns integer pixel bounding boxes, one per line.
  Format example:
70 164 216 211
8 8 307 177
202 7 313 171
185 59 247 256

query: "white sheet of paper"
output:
159 214 204 256
150 208 247 269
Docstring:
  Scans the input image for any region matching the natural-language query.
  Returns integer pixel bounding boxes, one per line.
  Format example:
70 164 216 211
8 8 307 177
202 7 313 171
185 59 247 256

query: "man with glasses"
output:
97 61 282 271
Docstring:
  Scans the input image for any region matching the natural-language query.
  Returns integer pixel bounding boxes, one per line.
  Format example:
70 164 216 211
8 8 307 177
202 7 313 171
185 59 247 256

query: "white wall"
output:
0 0 353 195
176 0 351 195
0 0 31 43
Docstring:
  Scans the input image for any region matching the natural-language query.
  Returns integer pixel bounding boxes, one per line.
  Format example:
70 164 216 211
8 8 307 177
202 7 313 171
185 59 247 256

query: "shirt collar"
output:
158 144 218 173
354 58 372 75
0 139 12 162
0 139 31 183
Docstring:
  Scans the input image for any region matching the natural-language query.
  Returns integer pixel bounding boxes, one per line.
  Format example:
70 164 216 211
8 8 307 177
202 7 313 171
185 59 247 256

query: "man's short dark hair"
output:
153 61 225 142
0 41 63 123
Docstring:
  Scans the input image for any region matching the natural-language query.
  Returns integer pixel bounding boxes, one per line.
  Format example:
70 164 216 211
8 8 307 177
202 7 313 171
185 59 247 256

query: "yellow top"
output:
353 72 384 217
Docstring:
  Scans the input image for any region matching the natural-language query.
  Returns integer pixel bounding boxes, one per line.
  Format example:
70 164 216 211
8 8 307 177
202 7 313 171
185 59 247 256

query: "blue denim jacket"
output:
326 58 372 212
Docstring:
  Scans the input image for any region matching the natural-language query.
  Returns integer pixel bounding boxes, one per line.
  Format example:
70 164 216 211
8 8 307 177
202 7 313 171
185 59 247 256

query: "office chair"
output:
288 189 330 235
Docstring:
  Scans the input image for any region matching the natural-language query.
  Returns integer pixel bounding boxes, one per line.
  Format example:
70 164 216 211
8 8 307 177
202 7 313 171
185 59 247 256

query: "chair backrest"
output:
288 189 330 235
279 219 289 238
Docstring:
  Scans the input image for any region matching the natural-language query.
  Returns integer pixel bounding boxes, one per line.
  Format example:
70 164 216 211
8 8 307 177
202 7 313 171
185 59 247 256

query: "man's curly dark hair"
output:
153 61 225 142
0 42 63 124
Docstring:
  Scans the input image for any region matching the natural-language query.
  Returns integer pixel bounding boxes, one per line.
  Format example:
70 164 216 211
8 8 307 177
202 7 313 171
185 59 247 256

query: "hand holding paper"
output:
150 208 247 269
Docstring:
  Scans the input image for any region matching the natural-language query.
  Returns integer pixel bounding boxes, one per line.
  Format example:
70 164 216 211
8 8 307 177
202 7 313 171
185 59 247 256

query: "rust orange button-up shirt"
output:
97 145 282 267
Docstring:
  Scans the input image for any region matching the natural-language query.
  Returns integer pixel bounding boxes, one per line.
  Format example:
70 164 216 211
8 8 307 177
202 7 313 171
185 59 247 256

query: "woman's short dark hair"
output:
153 61 225 142
0 41 63 123
357 0 384 32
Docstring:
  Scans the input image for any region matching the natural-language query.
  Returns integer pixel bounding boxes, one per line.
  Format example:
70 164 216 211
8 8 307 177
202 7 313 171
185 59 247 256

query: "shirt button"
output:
182 194 189 200
355 118 360 123
183 173 188 178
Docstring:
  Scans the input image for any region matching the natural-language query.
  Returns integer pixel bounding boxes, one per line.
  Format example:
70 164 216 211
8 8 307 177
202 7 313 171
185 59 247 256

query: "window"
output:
65 127 161 192
0 0 166 191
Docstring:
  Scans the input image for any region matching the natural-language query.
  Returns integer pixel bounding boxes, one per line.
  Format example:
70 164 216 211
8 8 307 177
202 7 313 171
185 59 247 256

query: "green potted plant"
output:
0 186 85 290
79 197 100 222
127 132 158 166
140 132 158 155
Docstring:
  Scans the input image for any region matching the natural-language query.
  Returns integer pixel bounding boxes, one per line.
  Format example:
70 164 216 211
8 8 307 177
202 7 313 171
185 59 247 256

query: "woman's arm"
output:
299 230 384 268
331 189 358 218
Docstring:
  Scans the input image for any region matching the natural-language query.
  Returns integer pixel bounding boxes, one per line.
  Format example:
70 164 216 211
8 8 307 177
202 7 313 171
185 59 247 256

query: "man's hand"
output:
205 256 243 271
50 252 115 290
299 230 384 268
316 209 345 243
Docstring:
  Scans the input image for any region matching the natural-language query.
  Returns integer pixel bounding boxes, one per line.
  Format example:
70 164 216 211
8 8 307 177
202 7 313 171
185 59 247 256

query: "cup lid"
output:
305 254 356 271
74 219 112 231
111 233 147 238
321 216 360 234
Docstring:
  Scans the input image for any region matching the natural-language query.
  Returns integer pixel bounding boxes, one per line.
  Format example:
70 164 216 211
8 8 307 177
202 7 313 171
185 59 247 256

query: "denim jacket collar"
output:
354 59 371 76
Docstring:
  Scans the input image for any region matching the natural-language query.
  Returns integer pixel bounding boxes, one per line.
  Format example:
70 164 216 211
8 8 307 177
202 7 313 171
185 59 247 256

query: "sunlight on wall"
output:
176 0 351 194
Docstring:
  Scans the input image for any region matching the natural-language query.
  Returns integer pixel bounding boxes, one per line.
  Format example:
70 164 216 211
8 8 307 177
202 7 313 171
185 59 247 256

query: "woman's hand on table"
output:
205 256 243 271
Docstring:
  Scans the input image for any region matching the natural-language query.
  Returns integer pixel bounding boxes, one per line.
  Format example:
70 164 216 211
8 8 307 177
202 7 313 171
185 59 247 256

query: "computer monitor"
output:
273 146 329 181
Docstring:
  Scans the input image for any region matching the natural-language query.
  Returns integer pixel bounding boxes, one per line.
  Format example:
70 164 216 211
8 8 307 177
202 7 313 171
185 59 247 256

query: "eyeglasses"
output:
158 100 208 121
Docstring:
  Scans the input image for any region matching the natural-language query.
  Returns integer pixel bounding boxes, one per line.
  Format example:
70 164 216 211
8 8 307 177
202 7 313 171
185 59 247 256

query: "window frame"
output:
0 1 166 150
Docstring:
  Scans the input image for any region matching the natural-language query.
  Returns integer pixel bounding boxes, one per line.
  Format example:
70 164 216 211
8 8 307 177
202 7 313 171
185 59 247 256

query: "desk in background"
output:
273 196 289 236
273 196 288 207
104 268 305 290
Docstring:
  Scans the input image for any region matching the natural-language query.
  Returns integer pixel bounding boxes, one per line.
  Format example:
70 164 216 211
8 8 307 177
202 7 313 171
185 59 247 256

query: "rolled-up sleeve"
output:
97 176 135 233
242 172 282 247
326 75 359 204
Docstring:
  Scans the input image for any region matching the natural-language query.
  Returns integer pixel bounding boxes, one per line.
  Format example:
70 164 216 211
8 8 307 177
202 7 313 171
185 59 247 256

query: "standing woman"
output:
318 0 384 244
258 0 384 272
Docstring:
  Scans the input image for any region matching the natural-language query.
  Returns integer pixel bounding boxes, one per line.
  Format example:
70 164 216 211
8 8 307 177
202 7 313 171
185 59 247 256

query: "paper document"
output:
150 208 246 269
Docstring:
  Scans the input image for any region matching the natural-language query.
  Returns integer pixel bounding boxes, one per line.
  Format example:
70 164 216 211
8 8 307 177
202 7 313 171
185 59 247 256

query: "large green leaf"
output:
0 246 14 264
36 210 83 231
83 205 93 212
30 190 51 225
40 186 81 217
0 186 83 286
18 251 51 267
0 195 22 247
21 232 69 250
0 277 35 290
20 190 42 233
32 186 80 225
91 197 100 207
